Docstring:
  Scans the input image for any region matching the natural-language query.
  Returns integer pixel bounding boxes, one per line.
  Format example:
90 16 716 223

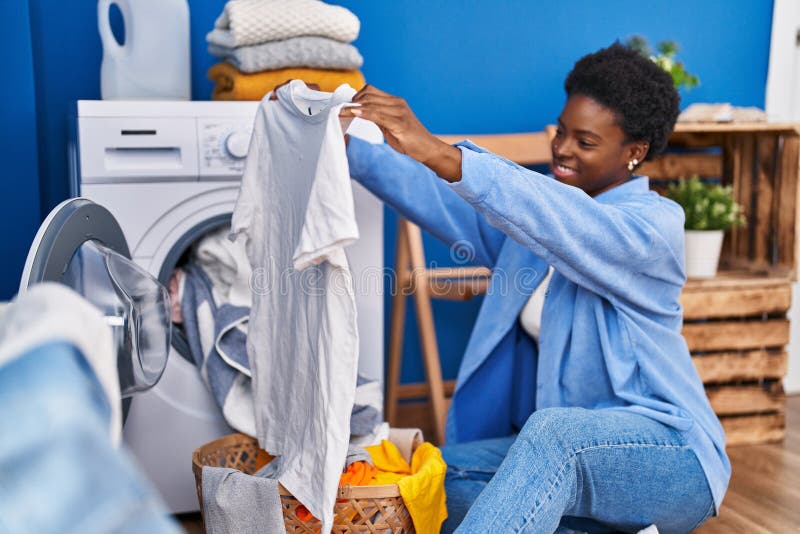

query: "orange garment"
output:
365 440 448 534
341 460 377 486
254 448 272 471
294 460 377 522
208 62 366 101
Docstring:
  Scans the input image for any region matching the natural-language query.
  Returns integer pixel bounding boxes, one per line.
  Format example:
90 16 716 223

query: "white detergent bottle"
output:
98 0 191 100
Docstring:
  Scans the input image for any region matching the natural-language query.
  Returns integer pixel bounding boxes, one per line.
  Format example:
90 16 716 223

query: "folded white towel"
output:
213 0 360 48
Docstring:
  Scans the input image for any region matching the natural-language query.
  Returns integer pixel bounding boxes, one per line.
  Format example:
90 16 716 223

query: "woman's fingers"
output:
346 85 440 163
339 107 360 118
341 96 406 124
352 84 391 100
353 92 406 112
348 93 409 123
347 104 407 131
352 94 405 110
362 108 399 127
352 84 371 99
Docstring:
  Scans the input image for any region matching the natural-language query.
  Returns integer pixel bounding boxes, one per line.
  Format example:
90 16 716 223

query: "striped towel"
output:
181 264 255 435
181 263 382 438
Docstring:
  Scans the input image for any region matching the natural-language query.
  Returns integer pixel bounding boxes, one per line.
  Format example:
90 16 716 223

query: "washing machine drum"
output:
20 198 170 397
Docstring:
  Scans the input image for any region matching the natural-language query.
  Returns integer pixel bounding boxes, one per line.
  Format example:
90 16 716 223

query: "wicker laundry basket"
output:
192 433 415 533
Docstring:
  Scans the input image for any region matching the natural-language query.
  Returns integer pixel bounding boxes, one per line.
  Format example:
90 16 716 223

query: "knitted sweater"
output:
213 0 360 48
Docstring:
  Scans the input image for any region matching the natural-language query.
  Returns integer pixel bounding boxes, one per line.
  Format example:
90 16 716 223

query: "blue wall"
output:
0 0 41 299
340 0 775 383
4 1 773 382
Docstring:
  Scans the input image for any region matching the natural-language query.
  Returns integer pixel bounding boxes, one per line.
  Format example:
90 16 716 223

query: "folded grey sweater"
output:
207 34 363 73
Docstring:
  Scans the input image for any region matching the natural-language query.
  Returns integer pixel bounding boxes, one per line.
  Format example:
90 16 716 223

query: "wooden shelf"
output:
683 269 791 291
672 122 800 134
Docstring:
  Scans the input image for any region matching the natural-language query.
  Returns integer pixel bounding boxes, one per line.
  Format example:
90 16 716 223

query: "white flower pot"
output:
685 230 724 279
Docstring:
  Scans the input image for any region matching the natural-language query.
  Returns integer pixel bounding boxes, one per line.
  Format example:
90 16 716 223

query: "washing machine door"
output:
20 198 170 397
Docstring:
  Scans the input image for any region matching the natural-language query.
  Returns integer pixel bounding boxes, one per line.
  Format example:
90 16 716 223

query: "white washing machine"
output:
65 100 385 513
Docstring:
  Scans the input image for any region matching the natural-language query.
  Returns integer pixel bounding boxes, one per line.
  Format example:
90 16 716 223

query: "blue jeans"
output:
441 407 714 534
0 342 179 534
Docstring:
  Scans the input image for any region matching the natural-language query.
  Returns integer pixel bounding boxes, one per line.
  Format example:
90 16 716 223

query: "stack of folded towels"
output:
207 0 365 100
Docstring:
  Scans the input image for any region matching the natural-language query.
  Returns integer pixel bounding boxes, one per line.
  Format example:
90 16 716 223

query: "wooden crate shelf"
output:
658 124 800 446
720 413 786 446
692 349 788 384
705 382 785 416
681 271 792 320
683 318 790 352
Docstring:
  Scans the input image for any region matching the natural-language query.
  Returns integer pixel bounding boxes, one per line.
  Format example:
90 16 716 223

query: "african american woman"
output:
341 43 729 533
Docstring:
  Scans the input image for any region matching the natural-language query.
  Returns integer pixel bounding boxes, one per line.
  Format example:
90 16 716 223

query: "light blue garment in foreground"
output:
441 408 715 533
346 137 730 513
0 342 178 534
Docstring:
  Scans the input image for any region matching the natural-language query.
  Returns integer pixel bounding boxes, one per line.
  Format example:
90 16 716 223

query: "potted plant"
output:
664 177 746 278
626 36 700 91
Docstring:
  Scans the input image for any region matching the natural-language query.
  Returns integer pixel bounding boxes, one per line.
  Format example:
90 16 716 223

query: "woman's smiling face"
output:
551 95 648 197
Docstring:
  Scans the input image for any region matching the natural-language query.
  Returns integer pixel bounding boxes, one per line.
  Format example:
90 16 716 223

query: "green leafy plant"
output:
626 35 700 91
664 177 746 230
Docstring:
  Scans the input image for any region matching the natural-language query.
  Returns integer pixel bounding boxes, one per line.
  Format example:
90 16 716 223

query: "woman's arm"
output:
449 143 686 308
347 85 464 182
347 86 685 309
347 136 505 267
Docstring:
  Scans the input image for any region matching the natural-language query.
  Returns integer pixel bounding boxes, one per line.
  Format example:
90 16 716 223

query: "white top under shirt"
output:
519 266 554 340
229 80 363 534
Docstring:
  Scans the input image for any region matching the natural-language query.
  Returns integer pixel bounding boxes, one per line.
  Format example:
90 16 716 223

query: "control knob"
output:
223 131 250 159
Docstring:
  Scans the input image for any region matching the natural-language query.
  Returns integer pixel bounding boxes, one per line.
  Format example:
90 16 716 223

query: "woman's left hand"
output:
345 85 462 181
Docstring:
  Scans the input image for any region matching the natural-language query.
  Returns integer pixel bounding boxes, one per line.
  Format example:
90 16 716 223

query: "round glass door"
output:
21 198 170 397
62 240 170 397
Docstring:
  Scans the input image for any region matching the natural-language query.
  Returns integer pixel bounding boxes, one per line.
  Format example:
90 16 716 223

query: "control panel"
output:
198 117 255 179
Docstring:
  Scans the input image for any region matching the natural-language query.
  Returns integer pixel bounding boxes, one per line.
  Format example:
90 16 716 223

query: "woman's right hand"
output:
342 85 442 163
343 85 463 181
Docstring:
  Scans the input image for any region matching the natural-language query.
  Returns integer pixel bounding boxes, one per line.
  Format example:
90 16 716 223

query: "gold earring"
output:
627 158 639 172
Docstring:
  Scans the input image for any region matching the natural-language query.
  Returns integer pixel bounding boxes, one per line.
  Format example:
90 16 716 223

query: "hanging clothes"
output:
179 227 384 440
229 80 361 533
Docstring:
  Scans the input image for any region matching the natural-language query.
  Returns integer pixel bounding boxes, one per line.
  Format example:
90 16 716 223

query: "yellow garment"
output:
365 440 448 534
208 62 366 101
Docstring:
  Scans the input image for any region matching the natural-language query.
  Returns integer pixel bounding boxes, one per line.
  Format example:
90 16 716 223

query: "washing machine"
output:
56 99 385 513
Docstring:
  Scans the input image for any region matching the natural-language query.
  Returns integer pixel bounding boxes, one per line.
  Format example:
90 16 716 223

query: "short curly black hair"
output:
564 42 680 161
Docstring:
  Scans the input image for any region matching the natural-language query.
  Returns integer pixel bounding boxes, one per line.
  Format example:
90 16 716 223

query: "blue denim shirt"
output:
347 137 730 510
